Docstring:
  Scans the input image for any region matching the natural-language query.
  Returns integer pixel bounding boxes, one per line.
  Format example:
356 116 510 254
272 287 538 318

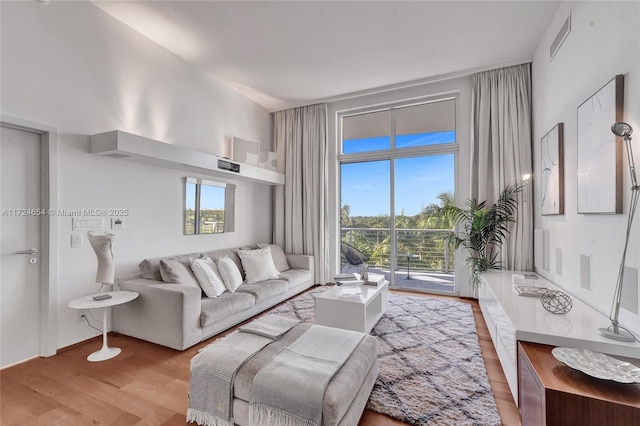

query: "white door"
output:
1 125 42 368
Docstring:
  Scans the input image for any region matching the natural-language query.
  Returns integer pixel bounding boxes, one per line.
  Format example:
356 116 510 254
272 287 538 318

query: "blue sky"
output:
341 132 455 217
185 182 225 210
342 130 455 154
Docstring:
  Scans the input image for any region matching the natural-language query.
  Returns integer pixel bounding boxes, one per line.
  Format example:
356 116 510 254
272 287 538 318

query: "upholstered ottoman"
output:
191 321 379 426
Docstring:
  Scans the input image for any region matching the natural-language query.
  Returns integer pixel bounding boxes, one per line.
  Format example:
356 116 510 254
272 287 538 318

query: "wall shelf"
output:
90 130 284 186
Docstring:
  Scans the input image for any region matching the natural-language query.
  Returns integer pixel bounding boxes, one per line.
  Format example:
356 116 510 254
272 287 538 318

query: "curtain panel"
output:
470 63 533 271
273 104 329 284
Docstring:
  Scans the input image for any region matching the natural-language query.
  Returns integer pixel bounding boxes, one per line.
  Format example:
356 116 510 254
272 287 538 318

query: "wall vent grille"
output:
550 13 571 60
580 254 591 291
621 267 638 315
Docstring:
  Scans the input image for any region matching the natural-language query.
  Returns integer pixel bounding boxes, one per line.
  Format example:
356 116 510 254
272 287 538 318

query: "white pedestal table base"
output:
87 306 121 362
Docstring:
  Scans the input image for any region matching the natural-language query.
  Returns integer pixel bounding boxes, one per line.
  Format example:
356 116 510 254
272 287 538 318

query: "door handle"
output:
16 248 39 255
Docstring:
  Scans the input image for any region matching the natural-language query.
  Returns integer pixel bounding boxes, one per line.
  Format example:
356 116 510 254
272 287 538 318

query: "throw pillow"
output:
140 253 201 281
139 258 163 281
159 258 200 288
257 243 290 272
217 256 243 292
202 249 246 279
190 256 226 298
238 247 281 284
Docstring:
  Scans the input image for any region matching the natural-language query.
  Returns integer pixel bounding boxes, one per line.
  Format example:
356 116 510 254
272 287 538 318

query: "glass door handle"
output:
16 248 39 255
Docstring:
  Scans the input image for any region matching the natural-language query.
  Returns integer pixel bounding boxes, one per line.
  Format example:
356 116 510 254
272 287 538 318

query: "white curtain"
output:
273 104 329 284
470 63 533 271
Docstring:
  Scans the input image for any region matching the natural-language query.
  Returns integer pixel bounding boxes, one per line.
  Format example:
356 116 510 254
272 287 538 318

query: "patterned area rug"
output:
266 287 501 426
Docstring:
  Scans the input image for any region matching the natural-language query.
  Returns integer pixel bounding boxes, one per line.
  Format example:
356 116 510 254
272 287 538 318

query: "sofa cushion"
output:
238 247 280 284
257 243 290 272
190 256 226 298
217 256 244 292
235 280 288 303
200 292 256 328
139 253 200 281
159 258 200 288
277 268 311 289
202 248 245 278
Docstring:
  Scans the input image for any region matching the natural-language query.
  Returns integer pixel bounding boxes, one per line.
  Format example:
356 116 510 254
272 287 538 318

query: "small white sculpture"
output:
87 231 115 292
361 262 369 282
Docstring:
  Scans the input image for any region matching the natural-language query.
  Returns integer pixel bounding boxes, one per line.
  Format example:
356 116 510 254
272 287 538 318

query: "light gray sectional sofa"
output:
113 244 314 350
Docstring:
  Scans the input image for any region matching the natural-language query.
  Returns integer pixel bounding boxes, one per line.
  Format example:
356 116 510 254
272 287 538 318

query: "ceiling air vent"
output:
550 13 571 61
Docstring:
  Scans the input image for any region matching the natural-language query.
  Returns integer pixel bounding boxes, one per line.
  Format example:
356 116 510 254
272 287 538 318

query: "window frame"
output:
337 95 460 292
339 96 458 159
183 177 235 235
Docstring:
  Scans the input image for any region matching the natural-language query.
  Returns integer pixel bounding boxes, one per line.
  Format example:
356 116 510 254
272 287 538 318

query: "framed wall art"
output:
541 123 564 215
576 75 624 214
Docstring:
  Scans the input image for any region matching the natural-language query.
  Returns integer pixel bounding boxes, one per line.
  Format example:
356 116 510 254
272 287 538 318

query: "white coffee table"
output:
314 281 389 333
68 290 139 362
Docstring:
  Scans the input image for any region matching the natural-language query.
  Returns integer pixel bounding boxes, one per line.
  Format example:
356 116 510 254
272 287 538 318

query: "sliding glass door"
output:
393 155 455 292
339 98 457 293
340 160 391 277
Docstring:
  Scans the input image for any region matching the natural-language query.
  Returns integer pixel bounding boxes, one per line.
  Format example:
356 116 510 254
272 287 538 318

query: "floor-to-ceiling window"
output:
339 98 458 293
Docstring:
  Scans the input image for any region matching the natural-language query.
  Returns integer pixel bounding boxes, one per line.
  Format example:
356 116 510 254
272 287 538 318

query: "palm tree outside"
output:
340 191 457 285
433 185 522 287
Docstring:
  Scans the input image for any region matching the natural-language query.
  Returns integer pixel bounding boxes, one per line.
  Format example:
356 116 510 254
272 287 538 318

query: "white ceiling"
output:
92 1 560 111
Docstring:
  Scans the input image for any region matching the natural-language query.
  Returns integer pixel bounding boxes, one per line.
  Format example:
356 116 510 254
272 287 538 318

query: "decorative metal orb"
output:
540 290 573 315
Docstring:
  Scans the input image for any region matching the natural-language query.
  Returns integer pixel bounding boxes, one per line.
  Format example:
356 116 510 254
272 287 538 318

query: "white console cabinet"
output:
478 273 518 402
478 270 640 405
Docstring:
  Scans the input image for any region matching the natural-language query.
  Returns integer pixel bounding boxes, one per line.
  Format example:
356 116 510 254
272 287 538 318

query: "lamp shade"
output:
87 231 115 284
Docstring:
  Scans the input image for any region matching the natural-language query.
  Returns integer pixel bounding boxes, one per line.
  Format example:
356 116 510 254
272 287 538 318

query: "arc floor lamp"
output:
597 122 639 342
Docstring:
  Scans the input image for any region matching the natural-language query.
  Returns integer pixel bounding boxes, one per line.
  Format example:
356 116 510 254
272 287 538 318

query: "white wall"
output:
327 76 474 297
532 1 640 334
1 1 274 349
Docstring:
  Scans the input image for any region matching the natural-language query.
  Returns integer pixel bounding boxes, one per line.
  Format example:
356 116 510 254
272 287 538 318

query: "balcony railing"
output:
341 227 455 273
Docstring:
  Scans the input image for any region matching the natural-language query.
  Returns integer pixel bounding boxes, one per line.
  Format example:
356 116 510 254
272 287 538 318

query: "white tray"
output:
552 347 640 383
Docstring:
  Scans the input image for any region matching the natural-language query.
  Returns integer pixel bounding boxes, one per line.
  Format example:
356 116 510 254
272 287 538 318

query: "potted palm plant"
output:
436 184 522 287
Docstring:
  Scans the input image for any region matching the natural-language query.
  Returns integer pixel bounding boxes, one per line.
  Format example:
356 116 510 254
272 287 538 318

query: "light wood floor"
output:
0 289 521 426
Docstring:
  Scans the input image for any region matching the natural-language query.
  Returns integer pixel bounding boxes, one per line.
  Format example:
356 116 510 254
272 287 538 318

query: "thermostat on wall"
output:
111 218 124 229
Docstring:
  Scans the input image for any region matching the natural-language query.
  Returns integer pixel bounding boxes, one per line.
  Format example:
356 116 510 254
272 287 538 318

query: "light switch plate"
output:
71 233 82 248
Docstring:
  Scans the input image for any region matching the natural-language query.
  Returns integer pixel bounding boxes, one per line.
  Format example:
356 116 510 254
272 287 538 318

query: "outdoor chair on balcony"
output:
341 241 369 273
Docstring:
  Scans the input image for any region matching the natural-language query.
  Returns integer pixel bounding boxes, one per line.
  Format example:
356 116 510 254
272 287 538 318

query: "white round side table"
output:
68 290 139 362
